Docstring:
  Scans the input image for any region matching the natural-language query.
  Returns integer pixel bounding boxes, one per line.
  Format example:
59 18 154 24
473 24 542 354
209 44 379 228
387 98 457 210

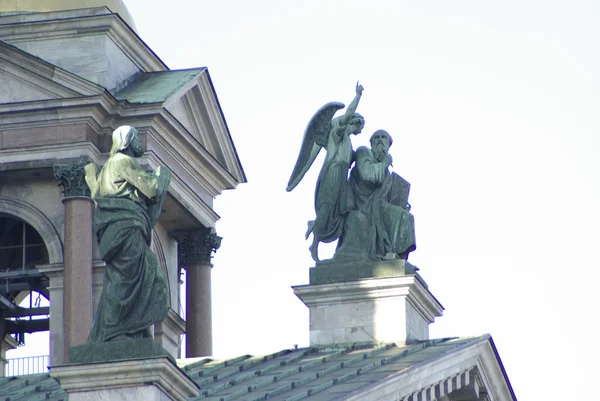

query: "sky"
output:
7 1 600 399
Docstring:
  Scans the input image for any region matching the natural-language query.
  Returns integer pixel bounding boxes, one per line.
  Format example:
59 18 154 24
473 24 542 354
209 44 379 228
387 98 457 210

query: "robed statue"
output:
287 85 416 263
84 126 171 342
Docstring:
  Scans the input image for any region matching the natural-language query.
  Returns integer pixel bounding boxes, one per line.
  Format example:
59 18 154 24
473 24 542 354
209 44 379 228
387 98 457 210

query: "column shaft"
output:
186 262 212 357
62 197 93 362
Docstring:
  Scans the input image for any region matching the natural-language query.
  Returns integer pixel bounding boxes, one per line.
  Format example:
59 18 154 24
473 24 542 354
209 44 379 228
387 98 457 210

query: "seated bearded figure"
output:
334 130 416 262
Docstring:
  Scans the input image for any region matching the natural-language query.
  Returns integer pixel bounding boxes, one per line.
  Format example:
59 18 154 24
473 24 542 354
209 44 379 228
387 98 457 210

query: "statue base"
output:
69 338 175 365
51 355 199 401
294 271 443 346
311 258 420 285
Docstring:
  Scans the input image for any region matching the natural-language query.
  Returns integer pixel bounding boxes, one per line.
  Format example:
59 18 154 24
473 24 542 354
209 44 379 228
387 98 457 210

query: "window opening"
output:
0 215 48 271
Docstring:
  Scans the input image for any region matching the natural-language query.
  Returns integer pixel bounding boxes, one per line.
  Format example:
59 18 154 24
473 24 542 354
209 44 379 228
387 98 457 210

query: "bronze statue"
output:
84 126 171 342
288 86 416 263
287 83 365 261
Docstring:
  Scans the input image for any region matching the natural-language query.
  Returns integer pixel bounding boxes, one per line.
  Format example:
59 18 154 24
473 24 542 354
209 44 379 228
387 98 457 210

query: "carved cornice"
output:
176 228 222 266
53 164 90 198
395 367 487 401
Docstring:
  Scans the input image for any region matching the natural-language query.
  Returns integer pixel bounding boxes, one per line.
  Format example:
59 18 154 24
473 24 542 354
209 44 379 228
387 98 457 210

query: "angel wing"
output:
286 102 345 192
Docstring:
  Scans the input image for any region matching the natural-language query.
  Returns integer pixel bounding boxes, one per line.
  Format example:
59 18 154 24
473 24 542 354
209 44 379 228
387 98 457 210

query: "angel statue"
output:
287 85 416 264
287 83 365 261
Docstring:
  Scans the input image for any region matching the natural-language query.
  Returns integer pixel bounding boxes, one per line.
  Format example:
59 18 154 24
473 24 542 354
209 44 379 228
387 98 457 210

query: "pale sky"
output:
9 1 600 399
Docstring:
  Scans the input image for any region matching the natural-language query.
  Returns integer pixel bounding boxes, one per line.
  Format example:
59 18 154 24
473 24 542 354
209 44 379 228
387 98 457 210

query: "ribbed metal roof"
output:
0 337 484 401
113 69 205 104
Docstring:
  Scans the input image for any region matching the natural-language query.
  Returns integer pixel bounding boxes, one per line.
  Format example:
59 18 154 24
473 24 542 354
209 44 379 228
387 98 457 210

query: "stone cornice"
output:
344 336 516 401
50 358 199 401
395 366 486 401
148 111 242 195
0 94 117 130
0 41 104 98
0 11 167 73
294 275 444 323
197 70 246 184
144 152 220 228
0 142 103 172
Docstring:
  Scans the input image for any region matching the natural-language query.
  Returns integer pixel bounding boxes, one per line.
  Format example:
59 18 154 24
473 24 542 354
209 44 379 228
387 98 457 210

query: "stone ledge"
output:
295 275 443 322
69 338 175 365
51 356 199 401
310 259 420 285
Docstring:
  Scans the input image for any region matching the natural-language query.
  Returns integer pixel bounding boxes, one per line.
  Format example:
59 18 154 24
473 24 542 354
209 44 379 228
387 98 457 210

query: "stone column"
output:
54 164 93 363
177 229 221 358
37 263 65 366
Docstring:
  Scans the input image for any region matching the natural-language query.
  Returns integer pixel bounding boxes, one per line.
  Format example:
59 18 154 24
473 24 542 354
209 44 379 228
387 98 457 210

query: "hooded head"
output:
110 126 142 157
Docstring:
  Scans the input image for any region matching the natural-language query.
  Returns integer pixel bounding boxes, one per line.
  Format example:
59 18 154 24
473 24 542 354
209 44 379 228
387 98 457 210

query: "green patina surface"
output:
113 68 205 103
69 338 175 365
310 259 420 285
1 336 487 401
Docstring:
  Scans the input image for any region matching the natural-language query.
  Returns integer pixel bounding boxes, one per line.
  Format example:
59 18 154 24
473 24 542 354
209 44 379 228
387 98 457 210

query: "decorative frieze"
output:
177 228 222 266
53 164 90 198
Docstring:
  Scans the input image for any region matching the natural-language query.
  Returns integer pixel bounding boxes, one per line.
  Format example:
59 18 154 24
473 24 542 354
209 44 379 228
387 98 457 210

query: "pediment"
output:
0 40 104 104
167 72 245 184
345 335 517 401
166 83 229 165
114 68 246 185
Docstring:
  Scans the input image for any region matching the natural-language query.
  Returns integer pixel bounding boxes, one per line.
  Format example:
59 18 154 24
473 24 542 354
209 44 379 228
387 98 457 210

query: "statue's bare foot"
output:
305 220 315 240
309 240 320 262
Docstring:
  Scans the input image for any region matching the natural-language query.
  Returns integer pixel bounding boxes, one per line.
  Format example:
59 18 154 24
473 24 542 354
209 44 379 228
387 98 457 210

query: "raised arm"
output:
340 82 364 125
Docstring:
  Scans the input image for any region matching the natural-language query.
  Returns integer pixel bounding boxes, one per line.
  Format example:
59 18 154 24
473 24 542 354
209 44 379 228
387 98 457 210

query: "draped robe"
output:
334 146 416 261
87 153 169 342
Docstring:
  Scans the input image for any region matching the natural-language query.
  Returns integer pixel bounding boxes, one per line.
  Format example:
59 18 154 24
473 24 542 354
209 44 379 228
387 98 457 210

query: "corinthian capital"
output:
53 164 91 198
177 228 222 266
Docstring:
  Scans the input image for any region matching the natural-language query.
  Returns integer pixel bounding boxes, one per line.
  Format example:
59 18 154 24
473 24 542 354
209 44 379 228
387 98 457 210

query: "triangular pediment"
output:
0 40 105 104
344 335 517 401
114 68 246 184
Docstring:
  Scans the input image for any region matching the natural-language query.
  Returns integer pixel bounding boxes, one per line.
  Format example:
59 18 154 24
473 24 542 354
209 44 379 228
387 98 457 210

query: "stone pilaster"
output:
53 164 93 363
0 334 18 377
177 228 221 358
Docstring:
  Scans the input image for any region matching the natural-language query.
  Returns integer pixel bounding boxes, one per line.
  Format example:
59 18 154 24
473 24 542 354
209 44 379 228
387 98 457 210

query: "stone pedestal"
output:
294 264 443 346
51 357 200 401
